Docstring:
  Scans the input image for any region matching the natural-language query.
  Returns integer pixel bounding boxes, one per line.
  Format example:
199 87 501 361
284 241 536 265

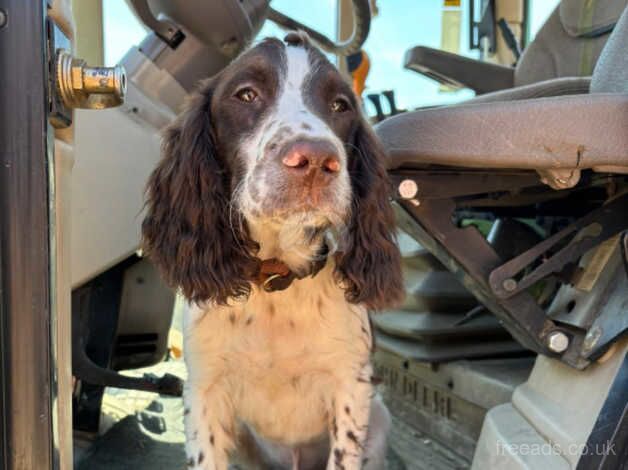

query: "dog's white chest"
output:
183 271 372 446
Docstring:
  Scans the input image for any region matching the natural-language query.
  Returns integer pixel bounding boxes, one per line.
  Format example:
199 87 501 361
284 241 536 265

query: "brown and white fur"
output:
142 33 403 470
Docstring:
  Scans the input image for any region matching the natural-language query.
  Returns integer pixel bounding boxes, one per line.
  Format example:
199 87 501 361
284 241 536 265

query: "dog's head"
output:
142 33 403 309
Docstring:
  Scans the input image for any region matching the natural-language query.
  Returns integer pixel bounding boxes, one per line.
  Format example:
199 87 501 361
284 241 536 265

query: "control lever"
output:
367 93 386 122
489 193 628 299
126 0 184 48
72 295 183 397
73 336 184 397
382 90 402 116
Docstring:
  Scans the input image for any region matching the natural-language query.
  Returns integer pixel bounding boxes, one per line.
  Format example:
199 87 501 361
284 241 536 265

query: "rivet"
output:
398 179 418 200
502 278 517 292
546 331 570 354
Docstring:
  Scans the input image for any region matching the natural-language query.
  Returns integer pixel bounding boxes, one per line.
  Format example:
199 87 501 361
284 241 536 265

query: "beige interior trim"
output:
49 2 80 468
494 0 524 66
71 0 104 65
52 139 75 470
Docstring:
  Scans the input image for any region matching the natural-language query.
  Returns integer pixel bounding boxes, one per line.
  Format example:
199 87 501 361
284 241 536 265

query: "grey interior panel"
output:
377 94 628 171
465 76 590 104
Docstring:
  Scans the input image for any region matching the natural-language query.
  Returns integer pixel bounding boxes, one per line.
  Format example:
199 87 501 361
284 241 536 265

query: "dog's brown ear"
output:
335 120 404 311
142 78 258 304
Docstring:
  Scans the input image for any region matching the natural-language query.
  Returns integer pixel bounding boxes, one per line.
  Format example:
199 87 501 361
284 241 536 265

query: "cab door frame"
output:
0 1 59 468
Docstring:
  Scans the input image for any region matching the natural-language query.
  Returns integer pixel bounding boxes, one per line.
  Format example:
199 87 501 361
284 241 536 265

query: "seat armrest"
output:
466 77 591 104
376 93 628 172
405 46 515 95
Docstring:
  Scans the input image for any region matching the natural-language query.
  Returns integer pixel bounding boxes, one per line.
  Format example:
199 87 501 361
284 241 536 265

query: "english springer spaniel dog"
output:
142 32 403 470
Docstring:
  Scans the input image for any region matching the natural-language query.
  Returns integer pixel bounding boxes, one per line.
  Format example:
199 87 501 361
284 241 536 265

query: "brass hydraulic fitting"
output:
56 49 126 110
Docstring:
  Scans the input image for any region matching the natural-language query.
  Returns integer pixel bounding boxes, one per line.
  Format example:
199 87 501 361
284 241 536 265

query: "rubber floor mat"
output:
76 357 406 470
77 395 187 470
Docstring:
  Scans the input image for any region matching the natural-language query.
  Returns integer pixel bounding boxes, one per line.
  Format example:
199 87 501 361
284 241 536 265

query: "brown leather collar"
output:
255 247 329 293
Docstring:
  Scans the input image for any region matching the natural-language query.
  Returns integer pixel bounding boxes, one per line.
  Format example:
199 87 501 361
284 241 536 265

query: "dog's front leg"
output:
327 363 374 470
183 381 235 470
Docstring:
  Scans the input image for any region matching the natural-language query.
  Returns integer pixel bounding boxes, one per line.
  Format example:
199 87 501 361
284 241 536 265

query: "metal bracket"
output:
390 171 628 369
126 0 185 48
488 193 628 299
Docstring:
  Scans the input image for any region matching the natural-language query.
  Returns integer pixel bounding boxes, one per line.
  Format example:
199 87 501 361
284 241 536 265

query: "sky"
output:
103 0 560 116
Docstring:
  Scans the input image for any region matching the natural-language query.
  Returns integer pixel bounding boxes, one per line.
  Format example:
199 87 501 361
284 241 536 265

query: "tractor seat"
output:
405 0 627 95
377 4 628 190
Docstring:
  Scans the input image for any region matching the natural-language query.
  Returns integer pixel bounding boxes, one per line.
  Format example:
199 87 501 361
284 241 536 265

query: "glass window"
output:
528 0 561 41
103 0 147 66
255 0 336 61
261 1 479 112
359 0 478 113
257 0 336 40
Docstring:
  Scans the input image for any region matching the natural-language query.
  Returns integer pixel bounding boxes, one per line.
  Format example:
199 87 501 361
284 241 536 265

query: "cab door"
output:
1 1 124 468
0 1 60 468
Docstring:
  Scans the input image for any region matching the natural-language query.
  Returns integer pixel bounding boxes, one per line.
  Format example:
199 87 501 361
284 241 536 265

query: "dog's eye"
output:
235 87 258 103
330 97 350 113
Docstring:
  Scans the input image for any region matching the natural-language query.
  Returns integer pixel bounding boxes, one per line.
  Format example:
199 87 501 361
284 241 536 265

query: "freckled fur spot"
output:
229 313 235 324
246 316 253 325
289 320 295 328
334 448 346 470
344 405 351 415
184 408 190 415
210 434 215 445
347 430 358 443
198 452 205 464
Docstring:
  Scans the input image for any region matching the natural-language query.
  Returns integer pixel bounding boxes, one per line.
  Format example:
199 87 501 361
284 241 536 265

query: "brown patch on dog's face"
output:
209 38 286 189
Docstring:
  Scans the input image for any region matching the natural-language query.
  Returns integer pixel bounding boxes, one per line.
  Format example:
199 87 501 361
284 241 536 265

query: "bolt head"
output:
502 278 518 292
398 179 418 200
547 331 570 354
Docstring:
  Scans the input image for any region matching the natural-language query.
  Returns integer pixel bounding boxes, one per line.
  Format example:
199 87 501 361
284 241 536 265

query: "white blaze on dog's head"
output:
234 37 354 264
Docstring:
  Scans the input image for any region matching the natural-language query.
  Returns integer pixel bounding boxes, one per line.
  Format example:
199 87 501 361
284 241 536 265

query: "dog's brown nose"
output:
281 141 340 174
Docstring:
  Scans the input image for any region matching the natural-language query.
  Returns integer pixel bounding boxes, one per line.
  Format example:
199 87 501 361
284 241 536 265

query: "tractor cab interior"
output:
0 1 626 469
70 1 628 468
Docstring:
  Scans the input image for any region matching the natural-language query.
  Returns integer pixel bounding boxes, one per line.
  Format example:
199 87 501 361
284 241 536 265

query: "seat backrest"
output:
515 0 627 87
591 4 628 92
